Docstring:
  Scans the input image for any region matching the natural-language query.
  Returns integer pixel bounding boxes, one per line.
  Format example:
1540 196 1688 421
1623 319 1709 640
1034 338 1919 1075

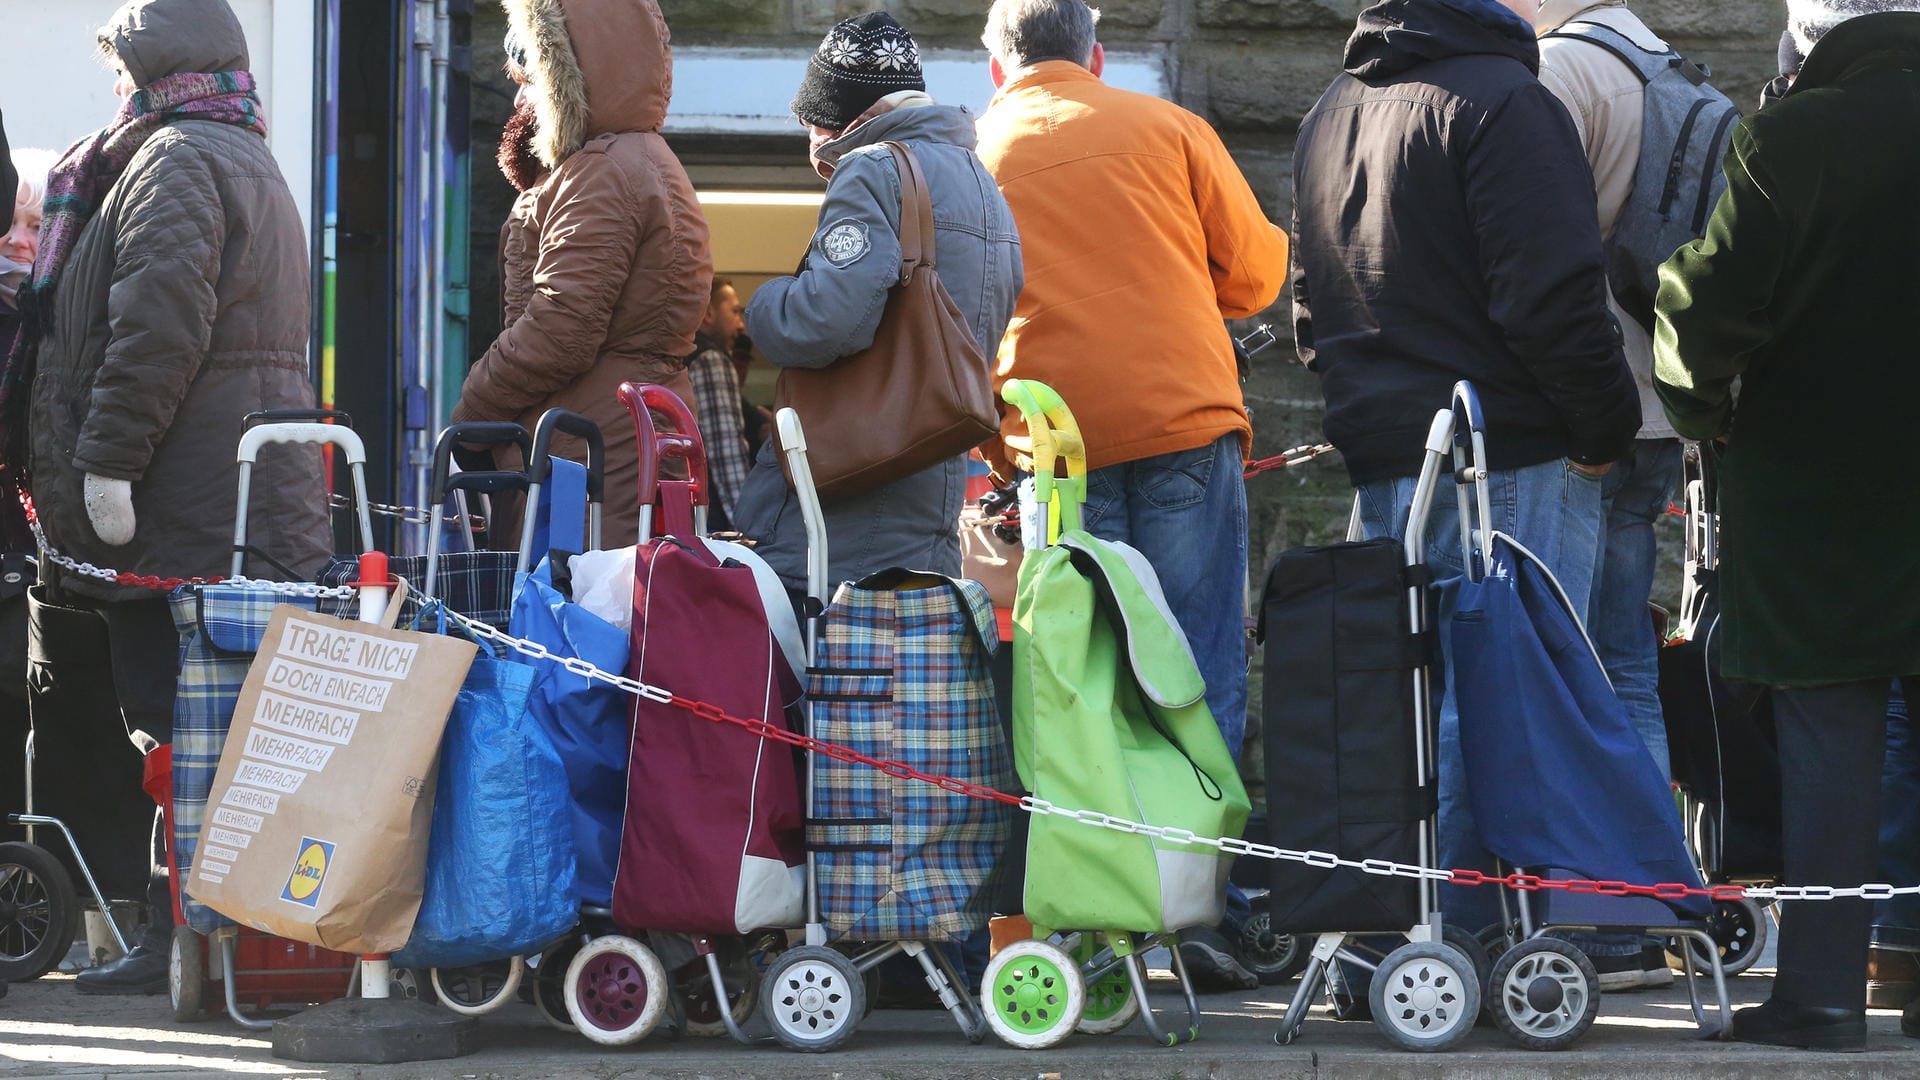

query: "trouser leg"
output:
1772 679 1892 1009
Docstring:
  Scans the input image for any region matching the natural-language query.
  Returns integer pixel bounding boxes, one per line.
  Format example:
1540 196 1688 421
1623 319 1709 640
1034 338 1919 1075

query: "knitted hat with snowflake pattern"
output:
792 12 927 132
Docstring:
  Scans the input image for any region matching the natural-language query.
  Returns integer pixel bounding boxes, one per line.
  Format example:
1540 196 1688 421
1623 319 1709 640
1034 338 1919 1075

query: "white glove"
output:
84 473 136 546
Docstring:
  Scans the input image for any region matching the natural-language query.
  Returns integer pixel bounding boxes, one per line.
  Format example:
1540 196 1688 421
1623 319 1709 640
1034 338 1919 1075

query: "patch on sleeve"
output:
818 219 871 268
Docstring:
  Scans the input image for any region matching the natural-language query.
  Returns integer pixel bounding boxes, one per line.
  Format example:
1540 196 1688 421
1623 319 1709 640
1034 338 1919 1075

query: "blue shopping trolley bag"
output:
508 449 631 907
395 604 576 969
1451 533 1708 924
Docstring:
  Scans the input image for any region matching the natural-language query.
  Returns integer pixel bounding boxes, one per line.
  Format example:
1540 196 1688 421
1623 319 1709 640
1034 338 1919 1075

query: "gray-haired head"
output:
982 0 1101 71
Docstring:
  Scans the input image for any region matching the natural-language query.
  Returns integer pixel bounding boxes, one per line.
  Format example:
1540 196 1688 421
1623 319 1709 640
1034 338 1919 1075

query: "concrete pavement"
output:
2 966 1916 1080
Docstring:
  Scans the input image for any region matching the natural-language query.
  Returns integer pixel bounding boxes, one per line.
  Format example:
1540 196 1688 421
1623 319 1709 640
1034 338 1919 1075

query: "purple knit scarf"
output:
0 70 268 478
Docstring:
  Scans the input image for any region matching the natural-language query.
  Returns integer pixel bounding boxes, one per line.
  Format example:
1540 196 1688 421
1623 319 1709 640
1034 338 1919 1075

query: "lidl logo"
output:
280 837 335 908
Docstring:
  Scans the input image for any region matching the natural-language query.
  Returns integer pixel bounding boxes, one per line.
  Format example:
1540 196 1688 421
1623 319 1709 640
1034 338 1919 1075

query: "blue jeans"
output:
1588 440 1681 780
1358 456 1603 936
1877 682 1920 949
1083 433 1251 929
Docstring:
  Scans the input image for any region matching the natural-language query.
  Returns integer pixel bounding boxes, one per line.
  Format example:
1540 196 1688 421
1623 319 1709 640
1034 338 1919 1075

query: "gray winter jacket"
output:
733 101 1022 591
30 0 330 599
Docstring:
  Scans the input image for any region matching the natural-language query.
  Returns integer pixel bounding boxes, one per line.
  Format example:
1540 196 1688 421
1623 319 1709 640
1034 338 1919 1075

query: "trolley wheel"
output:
1367 941 1480 1052
1486 938 1599 1051
1075 959 1139 1035
388 966 433 1002
167 925 210 1022
1668 897 1768 977
0 841 80 982
564 936 668 1046
681 955 759 1038
431 956 526 1017
1443 922 1497 999
761 944 866 1052
982 939 1085 1050
1475 922 1515 966
532 939 582 1033
1239 901 1309 985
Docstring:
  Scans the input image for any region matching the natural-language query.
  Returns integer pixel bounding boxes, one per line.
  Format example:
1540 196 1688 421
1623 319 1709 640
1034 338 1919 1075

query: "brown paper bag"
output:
185 603 476 954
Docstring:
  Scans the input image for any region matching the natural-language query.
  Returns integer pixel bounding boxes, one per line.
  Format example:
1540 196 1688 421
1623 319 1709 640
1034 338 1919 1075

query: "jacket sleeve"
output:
455 151 641 423
1462 83 1639 465
1653 123 1783 441
72 144 222 482
744 151 903 370
1187 118 1289 319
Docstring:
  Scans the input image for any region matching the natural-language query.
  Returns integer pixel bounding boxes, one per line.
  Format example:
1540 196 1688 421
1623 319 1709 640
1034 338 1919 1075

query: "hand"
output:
83 473 136 545
1569 461 1612 478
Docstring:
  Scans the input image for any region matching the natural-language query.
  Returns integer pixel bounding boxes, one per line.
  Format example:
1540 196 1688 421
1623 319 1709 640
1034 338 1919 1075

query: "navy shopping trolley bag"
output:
1452 533 1708 926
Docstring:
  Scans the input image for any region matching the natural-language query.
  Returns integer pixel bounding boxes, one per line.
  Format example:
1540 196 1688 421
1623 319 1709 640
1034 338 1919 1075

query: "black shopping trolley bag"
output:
1259 538 1429 933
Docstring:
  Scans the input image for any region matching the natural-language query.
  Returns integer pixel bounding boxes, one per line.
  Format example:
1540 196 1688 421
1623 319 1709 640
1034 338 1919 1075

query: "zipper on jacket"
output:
1660 98 1712 217
1693 109 1741 234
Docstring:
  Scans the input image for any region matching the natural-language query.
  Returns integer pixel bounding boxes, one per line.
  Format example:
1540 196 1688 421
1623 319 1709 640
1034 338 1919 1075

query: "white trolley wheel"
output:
1486 938 1600 1051
431 956 526 1017
982 939 1086 1050
167 925 209 1023
1074 959 1139 1035
388 966 431 1002
563 936 668 1046
760 945 866 1052
532 941 583 1033
1367 941 1481 1052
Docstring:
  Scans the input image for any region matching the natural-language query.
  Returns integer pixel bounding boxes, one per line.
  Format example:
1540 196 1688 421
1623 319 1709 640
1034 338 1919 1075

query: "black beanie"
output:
791 12 927 132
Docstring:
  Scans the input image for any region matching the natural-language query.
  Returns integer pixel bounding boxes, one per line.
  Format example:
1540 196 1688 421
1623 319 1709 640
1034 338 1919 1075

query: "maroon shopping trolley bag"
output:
610 385 806 936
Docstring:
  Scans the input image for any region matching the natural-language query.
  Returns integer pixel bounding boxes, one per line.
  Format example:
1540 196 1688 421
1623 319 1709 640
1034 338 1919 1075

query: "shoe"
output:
1589 949 1651 991
1868 946 1919 1010
74 943 168 996
1637 944 1675 990
1177 927 1258 993
1729 997 1867 1051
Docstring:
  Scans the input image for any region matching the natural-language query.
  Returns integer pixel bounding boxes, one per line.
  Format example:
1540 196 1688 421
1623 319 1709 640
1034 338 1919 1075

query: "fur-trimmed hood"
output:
506 0 673 168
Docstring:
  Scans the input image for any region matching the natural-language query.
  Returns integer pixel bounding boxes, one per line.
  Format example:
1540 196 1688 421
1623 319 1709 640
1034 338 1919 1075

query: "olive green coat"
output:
1653 13 1920 687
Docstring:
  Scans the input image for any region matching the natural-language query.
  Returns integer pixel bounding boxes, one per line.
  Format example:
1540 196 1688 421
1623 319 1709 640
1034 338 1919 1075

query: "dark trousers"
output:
1773 678 1900 1009
88 596 180 943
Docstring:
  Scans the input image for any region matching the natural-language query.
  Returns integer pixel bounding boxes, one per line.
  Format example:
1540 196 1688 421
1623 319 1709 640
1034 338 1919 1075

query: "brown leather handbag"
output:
773 141 999 502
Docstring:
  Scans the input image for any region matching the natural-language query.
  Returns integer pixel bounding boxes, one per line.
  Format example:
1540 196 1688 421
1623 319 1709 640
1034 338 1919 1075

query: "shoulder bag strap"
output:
882 141 938 279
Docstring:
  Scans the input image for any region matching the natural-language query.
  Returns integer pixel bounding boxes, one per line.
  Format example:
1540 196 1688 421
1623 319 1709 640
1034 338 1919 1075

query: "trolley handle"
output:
641 384 709 511
243 408 354 430
776 408 830 617
1001 378 1087 543
429 423 532 505
526 409 607 499
618 383 709 513
232 423 376 576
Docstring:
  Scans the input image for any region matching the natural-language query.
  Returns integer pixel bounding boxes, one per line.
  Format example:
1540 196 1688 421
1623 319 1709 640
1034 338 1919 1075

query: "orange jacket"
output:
975 62 1288 473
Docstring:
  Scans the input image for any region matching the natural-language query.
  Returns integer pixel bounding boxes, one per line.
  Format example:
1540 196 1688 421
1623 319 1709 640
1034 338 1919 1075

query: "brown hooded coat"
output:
453 0 712 547
29 0 330 599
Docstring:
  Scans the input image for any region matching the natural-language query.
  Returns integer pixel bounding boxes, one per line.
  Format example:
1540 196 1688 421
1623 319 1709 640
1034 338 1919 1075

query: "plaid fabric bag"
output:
808 571 1015 943
319 551 517 630
170 580 356 933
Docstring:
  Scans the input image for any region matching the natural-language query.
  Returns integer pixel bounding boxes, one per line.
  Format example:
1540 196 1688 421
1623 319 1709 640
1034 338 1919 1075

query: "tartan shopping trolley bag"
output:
808 570 1015 943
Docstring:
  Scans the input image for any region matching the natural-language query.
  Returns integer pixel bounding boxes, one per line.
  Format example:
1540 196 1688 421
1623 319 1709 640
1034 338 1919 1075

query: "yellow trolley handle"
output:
1000 379 1087 546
